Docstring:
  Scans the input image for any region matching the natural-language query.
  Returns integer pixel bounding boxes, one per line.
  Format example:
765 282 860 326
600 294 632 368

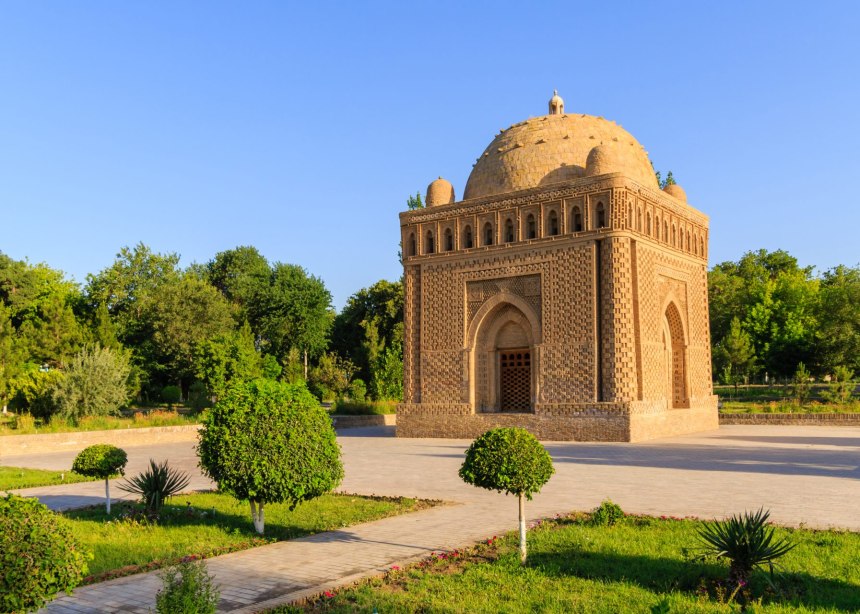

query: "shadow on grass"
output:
527 548 860 611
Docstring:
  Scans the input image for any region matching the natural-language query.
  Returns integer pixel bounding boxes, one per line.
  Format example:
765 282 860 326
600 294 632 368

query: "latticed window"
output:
425 230 435 254
407 233 416 256
597 202 606 228
444 228 453 251
526 214 536 239
504 219 514 243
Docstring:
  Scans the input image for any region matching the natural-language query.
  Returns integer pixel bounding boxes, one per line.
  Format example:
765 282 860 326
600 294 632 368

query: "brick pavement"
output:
3 424 856 613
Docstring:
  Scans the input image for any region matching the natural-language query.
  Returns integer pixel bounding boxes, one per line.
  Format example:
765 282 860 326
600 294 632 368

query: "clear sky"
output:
2 1 858 309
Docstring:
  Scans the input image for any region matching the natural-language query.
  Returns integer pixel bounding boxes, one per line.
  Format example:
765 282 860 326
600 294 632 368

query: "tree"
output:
0 495 89 613
71 444 128 514
406 192 424 210
791 362 812 405
205 246 271 326
815 265 860 373
331 280 403 390
0 303 25 412
197 379 344 535
253 264 333 377
194 322 263 398
308 352 355 401
51 345 132 421
714 317 757 392
371 345 403 401
459 427 554 563
823 366 855 405
148 276 235 392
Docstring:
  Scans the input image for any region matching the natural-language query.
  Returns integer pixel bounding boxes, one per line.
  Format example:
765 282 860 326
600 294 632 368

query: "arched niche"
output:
662 301 688 408
466 294 540 413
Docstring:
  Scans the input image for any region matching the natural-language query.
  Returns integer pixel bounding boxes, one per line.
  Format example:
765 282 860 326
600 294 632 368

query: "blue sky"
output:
2 2 858 309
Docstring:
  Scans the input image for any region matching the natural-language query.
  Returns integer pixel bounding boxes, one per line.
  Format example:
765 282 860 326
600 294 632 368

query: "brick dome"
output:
662 183 687 202
463 111 657 200
426 177 455 207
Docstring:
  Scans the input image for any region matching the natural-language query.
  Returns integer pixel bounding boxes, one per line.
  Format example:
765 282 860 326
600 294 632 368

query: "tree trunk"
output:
250 500 265 535
303 350 308 380
105 478 111 515
519 492 527 564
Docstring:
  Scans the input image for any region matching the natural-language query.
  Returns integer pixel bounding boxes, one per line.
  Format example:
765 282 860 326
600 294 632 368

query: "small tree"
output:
0 495 90 613
715 317 757 394
155 559 220 614
823 366 855 405
71 444 128 514
197 379 344 534
791 362 812 405
51 345 132 421
459 427 554 563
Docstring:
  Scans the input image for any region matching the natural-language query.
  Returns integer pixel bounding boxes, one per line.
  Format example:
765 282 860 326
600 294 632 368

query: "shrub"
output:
696 508 795 585
591 499 625 526
331 399 397 416
155 559 220 614
188 381 210 412
118 459 191 516
52 345 132 421
197 379 344 534
824 366 855 405
460 427 554 563
0 494 89 613
791 362 811 405
71 444 128 514
161 385 182 406
348 378 367 402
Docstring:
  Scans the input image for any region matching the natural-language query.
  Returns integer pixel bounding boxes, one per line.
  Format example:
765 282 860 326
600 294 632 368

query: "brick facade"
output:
398 94 717 442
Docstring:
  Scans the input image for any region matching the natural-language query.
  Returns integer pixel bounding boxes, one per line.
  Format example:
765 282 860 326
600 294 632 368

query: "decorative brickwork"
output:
398 93 717 441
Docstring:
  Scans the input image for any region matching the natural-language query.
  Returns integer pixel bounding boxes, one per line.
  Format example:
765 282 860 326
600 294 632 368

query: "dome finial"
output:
548 89 564 115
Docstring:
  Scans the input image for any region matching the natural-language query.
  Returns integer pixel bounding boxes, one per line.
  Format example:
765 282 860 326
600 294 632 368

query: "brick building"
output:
398 92 717 441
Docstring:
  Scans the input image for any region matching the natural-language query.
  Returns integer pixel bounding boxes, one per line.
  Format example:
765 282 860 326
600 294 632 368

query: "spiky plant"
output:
696 508 795 584
118 459 190 516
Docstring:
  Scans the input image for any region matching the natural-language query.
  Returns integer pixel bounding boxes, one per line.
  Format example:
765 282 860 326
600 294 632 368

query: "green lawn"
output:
275 513 860 613
0 410 198 435
0 466 98 490
64 491 436 583
720 400 860 414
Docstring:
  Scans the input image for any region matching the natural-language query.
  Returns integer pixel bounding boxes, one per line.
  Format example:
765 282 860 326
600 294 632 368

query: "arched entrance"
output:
467 296 540 413
662 302 688 408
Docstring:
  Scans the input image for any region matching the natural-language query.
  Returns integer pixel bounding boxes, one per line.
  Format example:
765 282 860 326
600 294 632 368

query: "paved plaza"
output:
3 424 857 612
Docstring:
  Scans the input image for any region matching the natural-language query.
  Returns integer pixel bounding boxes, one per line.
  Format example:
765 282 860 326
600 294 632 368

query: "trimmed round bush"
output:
0 494 89 613
460 427 554 563
197 379 344 534
72 444 128 479
161 385 182 405
72 444 128 514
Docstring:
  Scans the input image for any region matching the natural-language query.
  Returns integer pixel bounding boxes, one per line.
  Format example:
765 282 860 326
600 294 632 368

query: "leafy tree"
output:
791 362 812 405
51 345 132 421
0 252 79 329
459 427 554 563
253 263 333 377
148 275 235 392
197 379 344 534
194 322 262 398
72 444 128 514
0 303 26 412
85 243 181 345
9 367 64 420
18 292 85 368
714 317 757 392
331 280 403 389
0 494 89 613
823 366 855 405
309 352 355 401
205 246 271 326
406 192 424 210
815 265 860 373
371 345 403 401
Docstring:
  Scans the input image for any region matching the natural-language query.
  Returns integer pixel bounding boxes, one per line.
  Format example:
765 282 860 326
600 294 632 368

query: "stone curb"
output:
719 413 860 426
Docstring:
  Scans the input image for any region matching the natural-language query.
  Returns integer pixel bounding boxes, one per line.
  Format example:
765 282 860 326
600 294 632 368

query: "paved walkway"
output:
3 424 857 613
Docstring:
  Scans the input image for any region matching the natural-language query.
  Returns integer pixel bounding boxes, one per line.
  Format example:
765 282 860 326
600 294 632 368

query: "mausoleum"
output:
398 92 718 442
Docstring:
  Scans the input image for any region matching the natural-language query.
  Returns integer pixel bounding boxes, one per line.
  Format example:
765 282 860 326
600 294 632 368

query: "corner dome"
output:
426 177 455 206
663 183 687 202
463 103 657 201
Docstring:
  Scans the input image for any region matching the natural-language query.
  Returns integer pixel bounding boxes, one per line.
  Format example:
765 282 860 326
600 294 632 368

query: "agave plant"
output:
118 459 191 516
696 508 795 584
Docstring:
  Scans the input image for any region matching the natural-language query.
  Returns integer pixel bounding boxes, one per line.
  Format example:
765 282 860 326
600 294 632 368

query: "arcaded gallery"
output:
397 92 718 442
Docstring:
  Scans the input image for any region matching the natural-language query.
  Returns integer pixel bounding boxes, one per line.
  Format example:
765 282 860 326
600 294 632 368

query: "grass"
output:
0 466 98 490
274 512 860 613
719 400 860 414
63 491 437 583
330 400 398 416
0 410 198 435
